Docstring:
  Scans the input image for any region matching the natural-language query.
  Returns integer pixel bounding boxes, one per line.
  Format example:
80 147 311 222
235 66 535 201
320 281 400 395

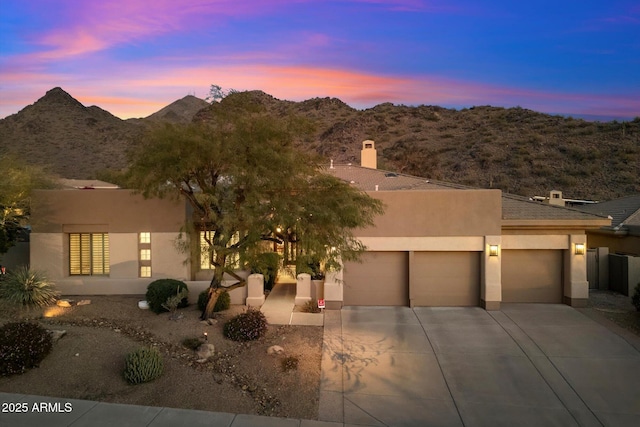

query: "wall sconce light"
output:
489 245 499 257
575 243 585 255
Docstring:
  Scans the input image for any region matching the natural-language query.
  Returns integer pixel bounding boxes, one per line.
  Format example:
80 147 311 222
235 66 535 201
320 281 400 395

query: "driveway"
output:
319 304 640 427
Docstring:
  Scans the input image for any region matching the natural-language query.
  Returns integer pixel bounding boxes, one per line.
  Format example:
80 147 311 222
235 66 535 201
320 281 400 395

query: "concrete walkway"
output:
319 304 640 427
260 282 323 326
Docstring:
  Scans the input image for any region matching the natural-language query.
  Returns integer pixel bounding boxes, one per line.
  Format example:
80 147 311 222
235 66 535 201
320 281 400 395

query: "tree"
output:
205 84 238 103
126 92 384 318
0 155 57 255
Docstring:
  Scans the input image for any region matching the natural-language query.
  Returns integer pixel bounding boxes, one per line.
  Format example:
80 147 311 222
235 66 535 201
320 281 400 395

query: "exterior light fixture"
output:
575 244 585 255
489 245 499 257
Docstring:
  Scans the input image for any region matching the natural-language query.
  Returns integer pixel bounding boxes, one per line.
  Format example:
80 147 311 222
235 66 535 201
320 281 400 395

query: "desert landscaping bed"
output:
0 295 323 418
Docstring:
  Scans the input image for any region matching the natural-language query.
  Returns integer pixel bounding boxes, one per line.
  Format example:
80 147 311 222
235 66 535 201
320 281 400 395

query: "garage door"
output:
411 252 481 306
502 250 563 303
343 251 409 306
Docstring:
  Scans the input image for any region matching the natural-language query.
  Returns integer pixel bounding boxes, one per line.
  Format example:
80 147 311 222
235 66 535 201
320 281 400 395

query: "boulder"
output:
267 345 285 355
76 300 91 306
196 343 215 362
56 299 73 308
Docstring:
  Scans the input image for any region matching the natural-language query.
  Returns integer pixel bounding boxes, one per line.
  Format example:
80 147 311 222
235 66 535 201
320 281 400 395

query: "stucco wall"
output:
587 233 640 256
32 189 186 233
355 190 502 237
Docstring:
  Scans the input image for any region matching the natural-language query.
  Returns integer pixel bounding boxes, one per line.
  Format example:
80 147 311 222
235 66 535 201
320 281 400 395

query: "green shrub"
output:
123 347 164 385
145 279 189 314
0 266 58 308
632 283 640 312
0 322 53 376
181 337 203 350
197 289 231 312
301 300 321 313
223 309 268 342
250 252 281 291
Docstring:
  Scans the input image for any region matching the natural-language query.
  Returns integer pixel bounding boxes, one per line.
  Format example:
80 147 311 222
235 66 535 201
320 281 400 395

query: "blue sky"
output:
1 0 638 120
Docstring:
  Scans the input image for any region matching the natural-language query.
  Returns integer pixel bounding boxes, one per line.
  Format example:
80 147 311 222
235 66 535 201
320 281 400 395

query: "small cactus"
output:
123 347 164 385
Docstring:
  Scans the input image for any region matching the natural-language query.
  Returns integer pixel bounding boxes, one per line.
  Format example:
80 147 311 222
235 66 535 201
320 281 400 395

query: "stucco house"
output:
29 141 610 310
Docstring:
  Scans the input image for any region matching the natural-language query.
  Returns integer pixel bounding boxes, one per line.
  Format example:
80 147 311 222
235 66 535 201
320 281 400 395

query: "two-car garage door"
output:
343 251 480 306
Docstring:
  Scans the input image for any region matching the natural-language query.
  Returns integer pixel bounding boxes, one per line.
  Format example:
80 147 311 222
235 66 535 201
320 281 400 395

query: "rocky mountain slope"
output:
1 88 638 200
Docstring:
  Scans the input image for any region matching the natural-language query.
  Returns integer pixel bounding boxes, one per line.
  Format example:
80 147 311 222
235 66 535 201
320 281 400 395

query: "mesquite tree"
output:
126 92 383 318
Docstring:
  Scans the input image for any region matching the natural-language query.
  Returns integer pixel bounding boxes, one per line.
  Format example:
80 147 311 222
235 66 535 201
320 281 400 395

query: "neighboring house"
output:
29 141 610 310
580 194 640 256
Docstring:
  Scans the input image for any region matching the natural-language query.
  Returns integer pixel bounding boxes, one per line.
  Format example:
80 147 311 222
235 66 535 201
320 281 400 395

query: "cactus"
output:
123 347 164 385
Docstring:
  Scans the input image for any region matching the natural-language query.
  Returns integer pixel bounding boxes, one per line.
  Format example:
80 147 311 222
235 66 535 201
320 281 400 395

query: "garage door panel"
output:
412 252 480 306
502 250 562 303
343 252 408 306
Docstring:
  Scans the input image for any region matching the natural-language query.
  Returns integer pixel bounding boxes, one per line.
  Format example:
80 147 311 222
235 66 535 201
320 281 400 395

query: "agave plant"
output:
0 266 58 308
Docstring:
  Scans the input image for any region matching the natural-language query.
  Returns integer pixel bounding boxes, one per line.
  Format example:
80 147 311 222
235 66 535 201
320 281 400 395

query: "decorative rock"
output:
49 330 67 343
207 318 218 325
56 299 73 308
196 343 215 362
76 300 91 306
267 345 284 355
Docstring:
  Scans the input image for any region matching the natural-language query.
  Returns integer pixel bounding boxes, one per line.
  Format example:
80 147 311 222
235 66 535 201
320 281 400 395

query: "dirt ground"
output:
0 296 323 418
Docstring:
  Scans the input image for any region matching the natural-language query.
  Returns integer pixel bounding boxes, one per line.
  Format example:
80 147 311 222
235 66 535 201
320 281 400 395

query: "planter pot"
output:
138 300 149 310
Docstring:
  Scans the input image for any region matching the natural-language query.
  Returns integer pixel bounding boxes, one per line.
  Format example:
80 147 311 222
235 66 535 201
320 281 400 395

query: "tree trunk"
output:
202 287 223 320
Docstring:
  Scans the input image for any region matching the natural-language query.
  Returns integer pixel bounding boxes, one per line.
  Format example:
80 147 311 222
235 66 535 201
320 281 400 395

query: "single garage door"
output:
343 251 409 306
502 250 563 303
411 252 481 306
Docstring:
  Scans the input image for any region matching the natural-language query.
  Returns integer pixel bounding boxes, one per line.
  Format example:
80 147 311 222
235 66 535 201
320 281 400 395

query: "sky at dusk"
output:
1 0 639 120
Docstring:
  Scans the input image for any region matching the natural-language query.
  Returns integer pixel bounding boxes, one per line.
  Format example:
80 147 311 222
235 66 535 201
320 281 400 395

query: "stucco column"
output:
295 273 312 306
246 273 265 307
324 266 343 310
564 234 588 307
481 235 501 310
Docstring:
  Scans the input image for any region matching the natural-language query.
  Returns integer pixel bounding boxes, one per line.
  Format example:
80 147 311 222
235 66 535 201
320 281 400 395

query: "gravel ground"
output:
0 296 323 418
586 289 640 336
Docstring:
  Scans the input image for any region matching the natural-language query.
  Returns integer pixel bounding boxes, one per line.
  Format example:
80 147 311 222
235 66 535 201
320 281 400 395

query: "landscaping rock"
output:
76 300 91 306
267 345 284 355
56 299 74 308
196 343 215 362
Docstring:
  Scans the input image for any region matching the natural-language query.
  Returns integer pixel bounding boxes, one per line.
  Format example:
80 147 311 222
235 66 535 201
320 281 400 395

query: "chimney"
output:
361 140 377 169
548 190 565 207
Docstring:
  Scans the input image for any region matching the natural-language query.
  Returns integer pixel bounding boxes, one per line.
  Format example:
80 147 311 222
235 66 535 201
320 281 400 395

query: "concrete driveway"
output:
319 304 640 427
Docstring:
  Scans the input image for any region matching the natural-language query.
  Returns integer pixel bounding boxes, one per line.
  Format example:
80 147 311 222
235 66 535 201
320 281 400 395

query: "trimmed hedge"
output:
145 279 189 314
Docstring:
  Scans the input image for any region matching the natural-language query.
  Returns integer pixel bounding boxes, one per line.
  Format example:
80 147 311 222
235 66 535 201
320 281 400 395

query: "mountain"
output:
144 95 209 123
1 88 638 200
0 88 142 178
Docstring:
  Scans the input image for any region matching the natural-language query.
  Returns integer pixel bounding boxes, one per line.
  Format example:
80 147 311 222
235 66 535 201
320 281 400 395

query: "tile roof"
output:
326 164 609 222
579 194 640 227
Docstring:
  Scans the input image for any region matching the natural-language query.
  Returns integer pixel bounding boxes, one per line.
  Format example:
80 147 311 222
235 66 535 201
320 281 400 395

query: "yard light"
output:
204 332 208 341
574 244 585 255
489 245 499 257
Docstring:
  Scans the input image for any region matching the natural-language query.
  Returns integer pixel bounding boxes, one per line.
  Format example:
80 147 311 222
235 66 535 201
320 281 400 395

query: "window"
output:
200 231 240 269
140 266 152 278
140 249 151 261
139 232 151 278
69 233 109 275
